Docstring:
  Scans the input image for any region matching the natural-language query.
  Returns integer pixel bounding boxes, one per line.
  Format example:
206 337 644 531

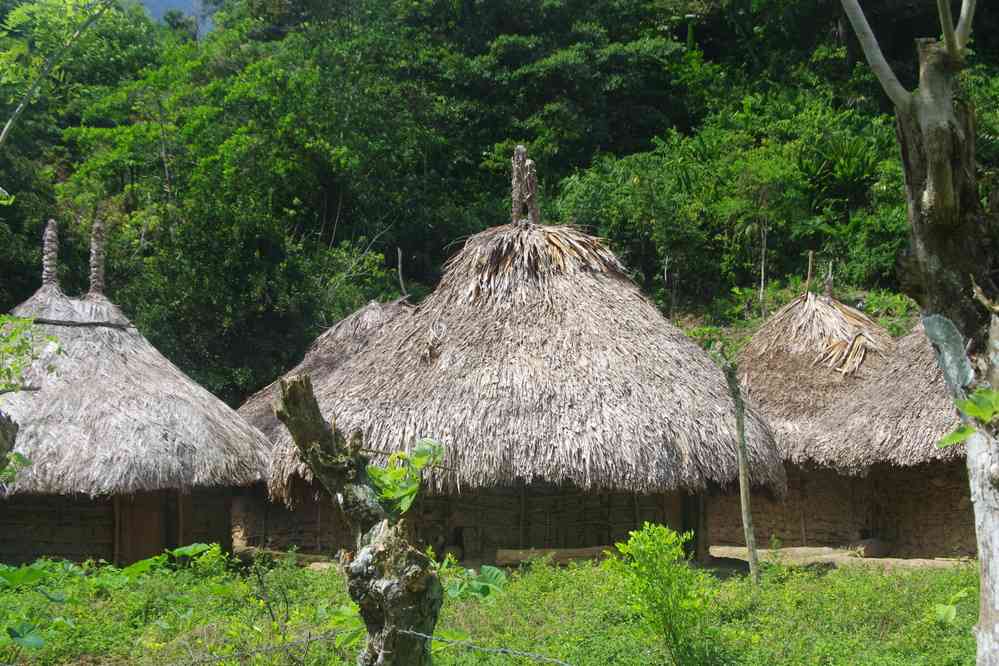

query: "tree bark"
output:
842 2 997 660
275 376 443 666
894 39 990 339
722 364 759 585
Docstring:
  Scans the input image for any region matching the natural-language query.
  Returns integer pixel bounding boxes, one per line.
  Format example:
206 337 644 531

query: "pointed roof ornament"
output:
89 219 106 296
823 261 834 298
41 219 59 287
510 145 540 227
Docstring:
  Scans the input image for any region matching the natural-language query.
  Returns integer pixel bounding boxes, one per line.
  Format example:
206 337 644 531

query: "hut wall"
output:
706 462 975 557
0 494 114 565
234 481 685 561
231 483 353 554
181 488 234 553
869 461 975 557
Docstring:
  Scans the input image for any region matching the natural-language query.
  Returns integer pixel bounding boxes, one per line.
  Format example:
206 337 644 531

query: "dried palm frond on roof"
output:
239 299 411 446
797 324 961 471
1 220 270 498
738 291 893 454
264 148 784 503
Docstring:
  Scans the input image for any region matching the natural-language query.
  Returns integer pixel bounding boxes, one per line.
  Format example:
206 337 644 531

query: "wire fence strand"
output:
173 626 575 666
398 628 575 666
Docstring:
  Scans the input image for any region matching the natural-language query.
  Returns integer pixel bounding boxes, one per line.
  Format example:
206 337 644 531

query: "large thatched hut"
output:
706 289 972 558
0 221 270 565
234 299 411 553
241 149 785 562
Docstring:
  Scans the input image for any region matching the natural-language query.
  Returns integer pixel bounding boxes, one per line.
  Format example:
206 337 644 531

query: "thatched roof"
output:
238 299 411 445
795 324 962 472
737 291 892 455
1 220 270 497
265 213 785 502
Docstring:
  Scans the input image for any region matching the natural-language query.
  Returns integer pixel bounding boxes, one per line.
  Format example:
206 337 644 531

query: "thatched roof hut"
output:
239 299 410 448
1 220 270 498
738 290 892 454
796 324 961 472
265 164 784 503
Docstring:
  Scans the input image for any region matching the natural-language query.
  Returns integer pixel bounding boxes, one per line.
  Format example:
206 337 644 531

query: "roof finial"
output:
41 219 59 287
511 145 528 224
89 219 106 296
824 261 834 297
524 158 540 226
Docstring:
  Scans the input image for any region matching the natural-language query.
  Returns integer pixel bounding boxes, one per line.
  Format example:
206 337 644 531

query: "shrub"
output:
605 523 731 665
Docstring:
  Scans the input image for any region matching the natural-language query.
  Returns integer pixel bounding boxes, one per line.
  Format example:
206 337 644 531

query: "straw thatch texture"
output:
738 292 892 454
2 226 270 497
239 300 411 445
796 325 962 471
267 222 784 501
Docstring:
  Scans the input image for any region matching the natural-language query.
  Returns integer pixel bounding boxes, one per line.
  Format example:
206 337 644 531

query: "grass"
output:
0 545 978 665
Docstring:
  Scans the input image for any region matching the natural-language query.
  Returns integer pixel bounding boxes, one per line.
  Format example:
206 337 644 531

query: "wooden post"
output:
519 483 527 549
112 496 121 566
804 250 814 293
722 363 760 584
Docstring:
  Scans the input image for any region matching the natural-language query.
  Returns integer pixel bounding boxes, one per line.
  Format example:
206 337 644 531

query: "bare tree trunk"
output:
722 364 759 584
841 1 997 660
275 376 442 666
894 40 990 337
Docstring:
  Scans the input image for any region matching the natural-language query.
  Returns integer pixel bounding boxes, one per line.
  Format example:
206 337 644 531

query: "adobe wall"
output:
705 461 975 558
0 494 114 565
232 482 687 561
870 461 975 557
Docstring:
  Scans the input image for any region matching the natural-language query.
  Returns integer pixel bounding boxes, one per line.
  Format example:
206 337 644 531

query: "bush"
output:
605 523 731 665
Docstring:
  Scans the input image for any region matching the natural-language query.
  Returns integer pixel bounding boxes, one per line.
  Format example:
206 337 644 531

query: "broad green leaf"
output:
169 543 211 558
938 425 976 448
933 604 957 625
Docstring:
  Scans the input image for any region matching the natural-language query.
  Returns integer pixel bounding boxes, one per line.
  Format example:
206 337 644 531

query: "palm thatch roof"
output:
238 299 411 445
1 220 270 498
795 324 961 472
264 152 783 502
737 291 892 454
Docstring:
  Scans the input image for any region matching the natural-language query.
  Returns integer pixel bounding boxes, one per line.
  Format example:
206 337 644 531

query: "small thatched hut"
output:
233 299 411 553
800 325 971 556
706 288 892 552
244 149 785 562
706 289 972 558
0 221 270 565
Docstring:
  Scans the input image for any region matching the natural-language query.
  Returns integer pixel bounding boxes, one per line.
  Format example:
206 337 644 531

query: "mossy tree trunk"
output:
841 2 999 662
275 376 443 666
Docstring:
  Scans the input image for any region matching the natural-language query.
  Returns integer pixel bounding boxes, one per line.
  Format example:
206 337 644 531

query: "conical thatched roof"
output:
239 299 411 446
1 221 270 497
796 324 961 472
265 209 785 501
738 291 892 454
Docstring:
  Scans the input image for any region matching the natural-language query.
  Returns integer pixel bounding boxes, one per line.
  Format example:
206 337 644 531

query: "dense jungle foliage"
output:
1 0 998 403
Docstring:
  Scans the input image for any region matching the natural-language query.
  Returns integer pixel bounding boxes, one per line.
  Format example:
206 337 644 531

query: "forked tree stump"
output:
274 375 443 666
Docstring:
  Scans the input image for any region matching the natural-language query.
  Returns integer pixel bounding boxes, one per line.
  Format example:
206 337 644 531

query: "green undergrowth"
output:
0 546 978 665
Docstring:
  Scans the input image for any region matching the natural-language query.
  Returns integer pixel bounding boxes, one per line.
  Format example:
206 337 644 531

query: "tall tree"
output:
839 1 998 662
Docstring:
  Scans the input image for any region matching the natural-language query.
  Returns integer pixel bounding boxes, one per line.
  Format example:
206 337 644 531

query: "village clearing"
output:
0 548 978 665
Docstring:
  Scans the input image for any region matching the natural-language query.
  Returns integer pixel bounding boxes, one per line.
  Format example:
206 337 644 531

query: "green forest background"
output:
1 0 998 405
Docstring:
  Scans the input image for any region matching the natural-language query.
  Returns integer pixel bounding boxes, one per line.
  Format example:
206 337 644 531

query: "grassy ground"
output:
0 546 978 665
